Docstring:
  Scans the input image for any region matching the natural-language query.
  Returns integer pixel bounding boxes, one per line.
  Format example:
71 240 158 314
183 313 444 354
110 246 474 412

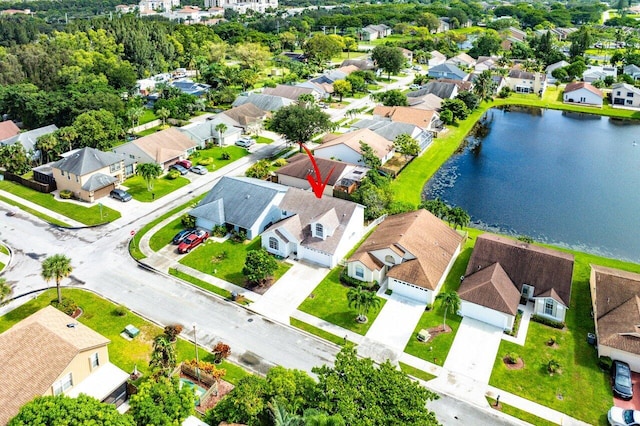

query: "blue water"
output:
423 107 640 263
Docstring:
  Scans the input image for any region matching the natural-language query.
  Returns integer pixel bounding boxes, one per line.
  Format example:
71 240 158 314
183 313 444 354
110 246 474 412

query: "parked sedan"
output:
608 406 640 426
190 165 208 175
177 229 209 253
235 137 255 148
175 159 192 169
612 360 634 400
171 229 195 245
169 164 189 175
109 188 132 202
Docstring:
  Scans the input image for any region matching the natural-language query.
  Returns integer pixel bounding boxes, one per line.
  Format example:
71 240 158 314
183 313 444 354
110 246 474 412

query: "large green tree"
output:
376 89 408 107
8 395 134 426
468 30 502 57
332 79 352 102
129 376 194 426
303 34 343 67
41 254 72 304
269 103 332 148
243 249 278 286
393 133 421 161
72 109 123 150
359 142 382 170
149 334 177 376
136 162 163 192
371 45 405 81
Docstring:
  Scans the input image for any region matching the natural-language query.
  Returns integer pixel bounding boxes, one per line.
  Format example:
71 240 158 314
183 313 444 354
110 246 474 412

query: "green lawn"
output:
486 397 556 426
253 136 274 144
150 217 183 252
290 317 348 347
0 194 68 226
0 244 8 255
189 146 248 171
178 237 291 287
169 267 233 300
123 174 190 202
0 181 121 226
139 109 158 125
298 267 386 335
0 289 250 384
0 262 4 270
398 362 436 382
136 125 163 136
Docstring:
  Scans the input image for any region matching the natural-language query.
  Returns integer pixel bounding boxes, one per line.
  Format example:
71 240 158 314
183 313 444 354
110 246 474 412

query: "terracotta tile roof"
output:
0 120 20 142
133 127 197 164
465 234 574 307
0 306 110 425
276 153 350 186
591 265 640 355
459 263 521 315
373 106 436 129
349 210 463 290
564 81 603 98
319 128 393 161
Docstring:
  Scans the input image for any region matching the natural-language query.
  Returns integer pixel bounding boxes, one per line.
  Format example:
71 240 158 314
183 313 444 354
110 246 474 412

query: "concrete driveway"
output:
364 293 425 351
250 261 330 324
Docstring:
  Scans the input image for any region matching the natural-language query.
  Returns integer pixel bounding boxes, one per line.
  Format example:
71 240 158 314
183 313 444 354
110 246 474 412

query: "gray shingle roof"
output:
428 63 467 80
179 116 241 145
351 118 419 141
190 177 288 230
81 173 117 191
232 93 294 111
409 82 457 99
3 124 58 152
52 147 122 175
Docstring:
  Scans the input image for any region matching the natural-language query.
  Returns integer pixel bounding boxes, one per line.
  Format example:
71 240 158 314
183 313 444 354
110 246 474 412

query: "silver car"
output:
190 165 208 175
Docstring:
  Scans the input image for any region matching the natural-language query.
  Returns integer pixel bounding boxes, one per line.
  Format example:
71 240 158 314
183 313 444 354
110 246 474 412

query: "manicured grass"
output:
179 238 291 287
486 397 556 426
150 217 183 252
253 136 274 144
298 267 386 335
0 262 4 270
136 125 163 136
0 244 8 255
0 289 250 385
139 109 158 125
169 267 233 300
0 181 121 226
0 195 68 226
398 361 436 382
189 146 248 171
123 174 190 202
290 317 347 346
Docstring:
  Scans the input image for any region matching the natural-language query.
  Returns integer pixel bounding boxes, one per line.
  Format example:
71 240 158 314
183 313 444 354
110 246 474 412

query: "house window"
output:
110 163 121 172
627 100 633 105
385 255 395 265
90 352 100 369
544 299 554 316
268 237 279 251
521 284 533 299
53 372 73 395
628 92 634 97
355 265 364 279
617 91 622 96
316 223 324 238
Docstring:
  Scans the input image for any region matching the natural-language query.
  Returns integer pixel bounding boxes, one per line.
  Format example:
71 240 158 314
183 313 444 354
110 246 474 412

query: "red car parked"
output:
175 159 192 169
177 229 209 253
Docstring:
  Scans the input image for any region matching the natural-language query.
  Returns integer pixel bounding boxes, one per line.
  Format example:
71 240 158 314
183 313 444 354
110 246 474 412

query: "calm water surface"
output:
423 107 640 262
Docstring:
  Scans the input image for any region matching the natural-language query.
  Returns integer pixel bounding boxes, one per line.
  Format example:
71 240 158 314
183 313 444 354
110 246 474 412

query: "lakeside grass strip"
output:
398 361 436 382
289 317 347 347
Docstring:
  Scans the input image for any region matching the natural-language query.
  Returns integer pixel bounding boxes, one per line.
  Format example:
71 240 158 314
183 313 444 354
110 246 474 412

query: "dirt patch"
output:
426 324 452 340
196 379 234 414
546 342 559 349
244 278 274 295
503 357 525 370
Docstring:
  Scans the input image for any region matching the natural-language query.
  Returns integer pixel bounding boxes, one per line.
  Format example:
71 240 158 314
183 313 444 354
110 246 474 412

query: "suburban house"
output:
399 47 413 63
0 306 129 425
168 79 211 97
407 93 443 111
263 84 317 101
340 58 376 71
138 0 179 13
458 234 574 331
113 127 198 170
428 50 447 67
346 210 463 303
474 56 498 72
590 265 640 372
359 24 391 41
314 128 395 166
563 82 603 107
545 60 569 84
351 118 434 152
611 83 640 108
51 147 126 202
505 69 547 95
372 106 442 134
274 153 362 198
190 177 288 239
232 93 294 111
623 64 640 80
261 187 365 268
0 123 58 161
582 65 617 83
469 72 505 94
428 63 468 81
409 81 459 100
0 120 21 145
222 103 268 131
296 81 333 99
436 18 450 33
501 26 527 50
180 115 242 147
447 52 476 68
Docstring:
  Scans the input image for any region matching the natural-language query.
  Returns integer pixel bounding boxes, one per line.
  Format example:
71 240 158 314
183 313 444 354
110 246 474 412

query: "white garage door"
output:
390 279 429 303
300 247 332 268
460 301 511 330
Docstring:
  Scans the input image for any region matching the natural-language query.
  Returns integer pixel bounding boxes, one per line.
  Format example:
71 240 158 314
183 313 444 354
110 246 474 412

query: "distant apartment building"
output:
205 0 277 14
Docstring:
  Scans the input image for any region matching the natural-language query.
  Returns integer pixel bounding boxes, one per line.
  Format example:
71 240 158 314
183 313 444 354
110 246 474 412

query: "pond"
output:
423 107 640 262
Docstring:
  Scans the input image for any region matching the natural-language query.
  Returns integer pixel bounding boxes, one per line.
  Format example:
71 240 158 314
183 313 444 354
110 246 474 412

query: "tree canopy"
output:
243 249 278 285
269 103 333 146
371 45 405 81
129 376 194 426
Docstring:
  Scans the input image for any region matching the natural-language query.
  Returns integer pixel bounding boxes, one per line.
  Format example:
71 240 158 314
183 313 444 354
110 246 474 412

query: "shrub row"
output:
531 314 565 329
339 268 379 290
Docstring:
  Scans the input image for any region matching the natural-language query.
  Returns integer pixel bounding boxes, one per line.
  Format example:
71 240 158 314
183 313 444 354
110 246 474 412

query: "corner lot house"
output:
346 210 463 303
611 83 640 108
590 265 640 372
261 188 364 268
314 128 394 166
51 147 126 203
458 234 574 331
0 306 129 425
563 82 603 106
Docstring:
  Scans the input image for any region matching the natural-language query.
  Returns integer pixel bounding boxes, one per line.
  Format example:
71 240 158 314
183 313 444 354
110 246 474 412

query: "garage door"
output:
390 279 429 303
300 247 332 268
94 183 115 201
460 301 511 330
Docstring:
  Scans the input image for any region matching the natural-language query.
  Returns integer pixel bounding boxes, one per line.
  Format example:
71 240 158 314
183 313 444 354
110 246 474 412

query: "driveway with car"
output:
615 371 640 411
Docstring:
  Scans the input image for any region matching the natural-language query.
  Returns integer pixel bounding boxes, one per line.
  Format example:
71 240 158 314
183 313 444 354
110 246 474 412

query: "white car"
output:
235 137 255 148
608 406 640 426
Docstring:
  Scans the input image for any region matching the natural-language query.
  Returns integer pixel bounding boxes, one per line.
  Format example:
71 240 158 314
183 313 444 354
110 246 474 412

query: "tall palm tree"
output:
447 206 470 230
136 162 163 192
269 401 303 426
347 285 380 323
0 277 12 306
214 123 228 147
149 334 177 376
35 133 60 164
41 254 73 304
55 126 78 152
473 70 497 102
435 291 460 331
128 106 145 128
157 107 170 126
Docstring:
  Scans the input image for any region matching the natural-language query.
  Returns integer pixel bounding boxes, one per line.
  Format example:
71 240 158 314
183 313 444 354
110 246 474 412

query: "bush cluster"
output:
51 297 78 316
531 314 565 329
59 190 73 199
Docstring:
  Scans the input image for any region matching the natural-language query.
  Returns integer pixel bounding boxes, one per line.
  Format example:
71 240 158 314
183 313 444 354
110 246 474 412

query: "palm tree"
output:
0 277 12 306
447 206 470 230
214 123 228 147
136 162 163 192
157 107 170 126
473 70 497 102
35 133 59 164
127 106 145 128
55 126 78 152
41 254 73 304
347 285 381 323
269 401 303 426
435 291 460 332
149 334 177 376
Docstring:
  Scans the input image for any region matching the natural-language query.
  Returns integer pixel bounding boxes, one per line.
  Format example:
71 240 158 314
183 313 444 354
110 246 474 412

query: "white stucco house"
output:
314 128 395 166
346 210 463 304
458 234 574 331
611 83 640 108
563 81 603 107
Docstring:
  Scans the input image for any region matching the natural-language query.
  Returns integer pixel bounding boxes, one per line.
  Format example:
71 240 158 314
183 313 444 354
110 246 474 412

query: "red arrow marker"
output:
299 142 335 198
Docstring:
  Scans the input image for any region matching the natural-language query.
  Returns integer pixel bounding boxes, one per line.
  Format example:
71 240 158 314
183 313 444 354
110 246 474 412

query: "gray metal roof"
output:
52 147 122 175
191 176 288 230
81 173 117 191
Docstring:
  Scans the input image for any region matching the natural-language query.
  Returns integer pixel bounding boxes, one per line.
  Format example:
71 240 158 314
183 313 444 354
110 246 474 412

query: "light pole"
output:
192 322 200 381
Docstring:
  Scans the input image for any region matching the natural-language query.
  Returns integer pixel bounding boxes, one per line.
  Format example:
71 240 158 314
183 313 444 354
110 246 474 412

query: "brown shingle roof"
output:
564 81 603 98
133 127 198 164
0 120 20 141
276 153 350 186
372 106 436 129
459 263 521 315
591 265 640 355
465 234 574 306
0 306 110 425
222 103 267 126
263 85 315 101
319 128 393 161
349 210 463 290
